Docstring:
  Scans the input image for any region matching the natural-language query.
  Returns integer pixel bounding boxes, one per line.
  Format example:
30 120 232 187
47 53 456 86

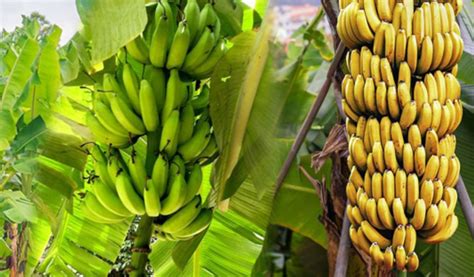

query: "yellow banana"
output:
395 169 407 208
344 78 361 114
371 55 382 83
389 124 403 160
430 101 442 132
422 156 439 183
373 22 386 57
395 29 407 68
414 145 426 176
347 205 357 225
373 142 386 172
437 104 452 137
358 191 369 218
413 8 424 48
356 10 375 42
392 224 406 249
384 141 399 172
360 47 373 79
400 101 417 130
356 226 372 254
354 75 367 112
421 179 435 207
431 2 441 35
439 33 453 69
404 224 417 253
408 125 422 150
347 182 358 206
430 33 445 71
364 78 377 113
376 81 389 116
392 3 403 31
397 80 411 108
416 36 433 75
350 137 368 170
370 242 385 266
384 247 395 270
378 198 395 229
424 73 438 104
361 221 391 248
421 200 448 237
414 81 429 113
406 252 419 272
350 166 364 188
385 23 396 66
423 204 440 230
363 0 382 32
407 173 419 214
434 71 447 105
393 198 408 225
364 171 373 197
400 5 412 37
372 172 383 200
366 198 385 229
410 199 426 230
383 170 396 205
395 246 407 270
380 58 395 86
422 2 432 37
387 86 400 120
380 116 392 147
406 35 418 74
368 117 381 146
349 50 361 79
423 214 458 244
444 180 459 213
376 0 392 21
417 102 432 135
403 143 415 174
356 116 367 138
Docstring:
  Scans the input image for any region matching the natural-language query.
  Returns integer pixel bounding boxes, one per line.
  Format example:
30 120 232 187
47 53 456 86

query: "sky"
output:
0 0 257 45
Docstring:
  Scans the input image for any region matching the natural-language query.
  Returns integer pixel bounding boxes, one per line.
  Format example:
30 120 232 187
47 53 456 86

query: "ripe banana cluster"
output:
83 0 224 242
338 0 465 272
126 0 227 79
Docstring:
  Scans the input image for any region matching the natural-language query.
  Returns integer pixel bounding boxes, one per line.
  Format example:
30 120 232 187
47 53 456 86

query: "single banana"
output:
364 171 373 197
406 35 418 74
93 99 129 137
160 166 187 215
395 29 407 68
423 204 440 230
372 142 385 172
395 246 407 271
430 33 445 71
173 208 213 238
437 104 452 137
393 198 408 225
416 36 433 75
360 221 391 248
384 247 395 270
350 137 368 170
372 172 383 200
144 179 161 217
152 154 169 198
443 186 458 215
404 224 417 253
406 252 419 272
422 156 439 183
376 82 389 116
395 170 407 209
363 0 381 32
407 173 419 214
412 8 424 48
122 63 141 114
377 198 395 229
162 69 188 122
410 199 426 230
439 33 453 69
356 10 375 42
363 78 377 113
373 22 386 57
380 116 392 147
160 110 181 156
161 196 202 233
414 145 426 176
128 154 147 196
430 101 442 132
409 125 423 151
366 198 385 229
92 180 133 217
420 179 435 208
150 7 171 67
370 242 385 266
371 55 382 83
110 96 146 135
392 224 406 248
354 75 367 113
391 122 404 159
350 166 364 188
356 226 372 254
376 0 392 21
167 21 191 69
115 171 146 215
387 86 400 120
342 99 360 122
86 112 130 147
421 200 448 237
125 35 149 64
397 82 411 108
384 23 396 66
403 143 415 174
417 102 432 135
380 58 395 86
184 164 203 204
84 193 127 222
384 141 399 172
184 0 201 43
399 101 417 130
139 79 159 132
144 66 166 112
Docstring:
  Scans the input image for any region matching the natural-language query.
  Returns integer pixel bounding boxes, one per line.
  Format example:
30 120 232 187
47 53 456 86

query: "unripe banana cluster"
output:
83 0 223 242
126 0 227 79
337 0 464 272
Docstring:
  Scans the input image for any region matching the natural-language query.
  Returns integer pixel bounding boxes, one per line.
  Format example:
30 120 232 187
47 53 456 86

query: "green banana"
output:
173 208 212 237
190 38 227 78
197 4 217 42
95 160 116 189
178 120 211 160
196 135 218 161
184 0 200 43
178 102 195 144
107 153 125 184
150 3 171 67
191 85 210 112
86 112 129 147
144 66 166 112
139 79 159 132
92 180 133 217
182 27 216 72
93 99 129 137
162 70 188 122
89 143 106 163
161 196 202 233
166 155 185 194
184 164 202 204
85 193 126 222
152 154 169 198
144 179 161 217
122 63 141 114
115 171 146 215
110 96 146 135
160 165 187 215
103 73 129 105
128 154 147 196
82 202 124 224
160 110 180 156
125 35 149 64
166 21 191 69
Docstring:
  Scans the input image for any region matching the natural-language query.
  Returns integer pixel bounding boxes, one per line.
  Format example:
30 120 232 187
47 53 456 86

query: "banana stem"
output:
129 132 161 276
